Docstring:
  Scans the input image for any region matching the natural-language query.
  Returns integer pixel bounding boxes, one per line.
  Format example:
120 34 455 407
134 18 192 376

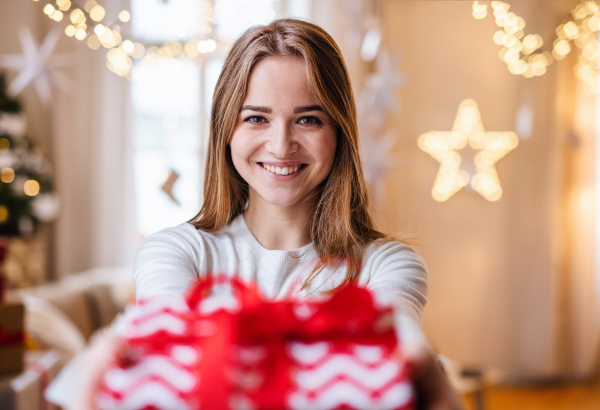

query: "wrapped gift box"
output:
0 350 61 410
0 301 24 374
96 277 415 410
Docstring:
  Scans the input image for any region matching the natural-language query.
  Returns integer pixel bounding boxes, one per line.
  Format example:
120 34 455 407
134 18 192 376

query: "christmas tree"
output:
0 72 58 237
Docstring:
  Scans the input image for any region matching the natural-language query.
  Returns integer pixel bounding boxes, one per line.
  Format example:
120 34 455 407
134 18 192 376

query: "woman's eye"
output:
298 116 321 125
245 116 266 124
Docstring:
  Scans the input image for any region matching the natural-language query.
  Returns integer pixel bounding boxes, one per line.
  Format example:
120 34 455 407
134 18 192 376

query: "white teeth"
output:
262 164 301 175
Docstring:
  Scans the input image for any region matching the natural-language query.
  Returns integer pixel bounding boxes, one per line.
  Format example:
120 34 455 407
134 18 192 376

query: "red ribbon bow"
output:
185 276 398 409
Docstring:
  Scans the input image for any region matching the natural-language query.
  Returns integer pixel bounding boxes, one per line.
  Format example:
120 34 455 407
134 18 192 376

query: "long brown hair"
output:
189 18 386 290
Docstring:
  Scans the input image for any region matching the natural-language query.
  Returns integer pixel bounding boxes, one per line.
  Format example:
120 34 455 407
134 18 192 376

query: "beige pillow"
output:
23 296 86 366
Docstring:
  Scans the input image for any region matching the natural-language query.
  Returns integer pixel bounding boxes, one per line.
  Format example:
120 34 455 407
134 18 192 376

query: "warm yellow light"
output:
472 1 487 19
84 0 97 12
554 39 572 56
70 8 85 25
57 0 71 11
51 10 63 21
0 206 8 223
206 39 217 52
508 59 527 75
43 4 55 15
531 61 547 76
522 34 538 51
418 99 518 202
75 28 87 40
118 10 131 23
493 30 506 45
24 180 40 196
121 40 134 54
564 21 580 39
65 25 76 37
94 24 106 36
89 4 106 21
0 138 9 150
588 14 600 31
0 168 15 183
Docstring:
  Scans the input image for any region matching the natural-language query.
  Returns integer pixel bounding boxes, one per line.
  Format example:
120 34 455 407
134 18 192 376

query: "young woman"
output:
134 19 427 327
132 18 461 409
52 18 462 410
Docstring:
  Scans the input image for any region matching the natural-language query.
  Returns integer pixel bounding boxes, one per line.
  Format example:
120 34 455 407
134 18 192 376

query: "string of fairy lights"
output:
473 0 600 95
34 0 217 78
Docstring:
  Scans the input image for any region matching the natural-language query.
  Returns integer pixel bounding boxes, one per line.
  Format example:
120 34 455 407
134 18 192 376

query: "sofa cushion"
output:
22 296 86 366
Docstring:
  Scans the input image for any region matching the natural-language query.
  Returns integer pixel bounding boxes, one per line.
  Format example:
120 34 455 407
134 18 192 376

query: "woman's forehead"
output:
243 56 321 107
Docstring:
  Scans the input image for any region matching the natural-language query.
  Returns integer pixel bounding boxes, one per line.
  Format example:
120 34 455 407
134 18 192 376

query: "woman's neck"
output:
243 192 315 251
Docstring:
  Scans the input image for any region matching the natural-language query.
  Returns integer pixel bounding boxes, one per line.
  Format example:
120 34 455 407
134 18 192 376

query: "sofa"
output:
8 266 135 367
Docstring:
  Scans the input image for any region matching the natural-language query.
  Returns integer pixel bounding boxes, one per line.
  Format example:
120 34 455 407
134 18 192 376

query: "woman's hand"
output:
405 342 465 410
67 329 122 410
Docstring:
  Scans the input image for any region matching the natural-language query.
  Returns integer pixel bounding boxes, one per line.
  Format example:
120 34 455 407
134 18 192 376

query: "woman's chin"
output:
254 192 312 209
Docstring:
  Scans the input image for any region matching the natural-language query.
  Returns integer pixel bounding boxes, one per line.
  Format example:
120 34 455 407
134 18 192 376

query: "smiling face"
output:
229 56 337 212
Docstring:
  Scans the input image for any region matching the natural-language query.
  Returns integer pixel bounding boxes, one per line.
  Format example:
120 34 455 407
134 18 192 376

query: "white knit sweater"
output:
134 214 428 325
47 215 429 407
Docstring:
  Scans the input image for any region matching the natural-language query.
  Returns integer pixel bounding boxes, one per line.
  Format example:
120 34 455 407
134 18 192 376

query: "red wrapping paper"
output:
95 276 414 410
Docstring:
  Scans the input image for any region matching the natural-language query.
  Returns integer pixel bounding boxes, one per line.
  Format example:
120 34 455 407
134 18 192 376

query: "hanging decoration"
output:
347 0 407 202
358 50 407 201
418 99 519 202
160 170 180 205
0 28 75 105
473 1 600 94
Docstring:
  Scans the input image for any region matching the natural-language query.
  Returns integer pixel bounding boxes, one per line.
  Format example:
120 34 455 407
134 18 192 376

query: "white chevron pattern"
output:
98 286 414 410
287 342 413 410
96 380 193 410
103 355 197 393
288 380 413 410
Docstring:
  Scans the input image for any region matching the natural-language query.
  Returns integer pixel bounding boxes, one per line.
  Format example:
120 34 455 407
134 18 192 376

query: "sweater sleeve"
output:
365 241 429 326
133 224 201 300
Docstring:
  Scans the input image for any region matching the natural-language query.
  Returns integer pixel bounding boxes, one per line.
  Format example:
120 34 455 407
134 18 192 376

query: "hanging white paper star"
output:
357 47 408 201
364 50 407 112
0 28 75 105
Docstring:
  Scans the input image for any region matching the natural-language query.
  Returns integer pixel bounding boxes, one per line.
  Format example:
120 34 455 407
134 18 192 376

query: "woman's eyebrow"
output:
294 105 323 114
240 105 272 113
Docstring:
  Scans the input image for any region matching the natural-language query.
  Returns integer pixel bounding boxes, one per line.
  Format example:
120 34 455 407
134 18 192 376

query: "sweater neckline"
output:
232 214 314 260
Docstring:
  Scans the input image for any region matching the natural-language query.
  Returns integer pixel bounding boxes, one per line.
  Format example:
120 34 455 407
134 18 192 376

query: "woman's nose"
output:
266 122 299 158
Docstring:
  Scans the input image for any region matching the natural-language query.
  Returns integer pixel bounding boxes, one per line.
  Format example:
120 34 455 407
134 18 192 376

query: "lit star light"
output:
418 99 519 202
0 28 75 105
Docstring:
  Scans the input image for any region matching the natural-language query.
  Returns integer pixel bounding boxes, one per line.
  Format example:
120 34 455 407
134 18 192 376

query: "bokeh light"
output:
419 99 518 202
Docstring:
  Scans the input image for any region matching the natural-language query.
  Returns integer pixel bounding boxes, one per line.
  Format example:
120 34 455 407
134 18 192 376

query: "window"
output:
130 0 311 238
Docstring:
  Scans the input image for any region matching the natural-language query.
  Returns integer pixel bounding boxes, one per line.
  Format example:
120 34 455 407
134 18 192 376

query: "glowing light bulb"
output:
89 4 106 21
24 180 40 196
0 168 15 183
65 25 77 37
118 10 131 23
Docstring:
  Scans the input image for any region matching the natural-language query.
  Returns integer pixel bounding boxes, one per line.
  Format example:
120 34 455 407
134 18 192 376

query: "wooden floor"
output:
462 377 600 410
